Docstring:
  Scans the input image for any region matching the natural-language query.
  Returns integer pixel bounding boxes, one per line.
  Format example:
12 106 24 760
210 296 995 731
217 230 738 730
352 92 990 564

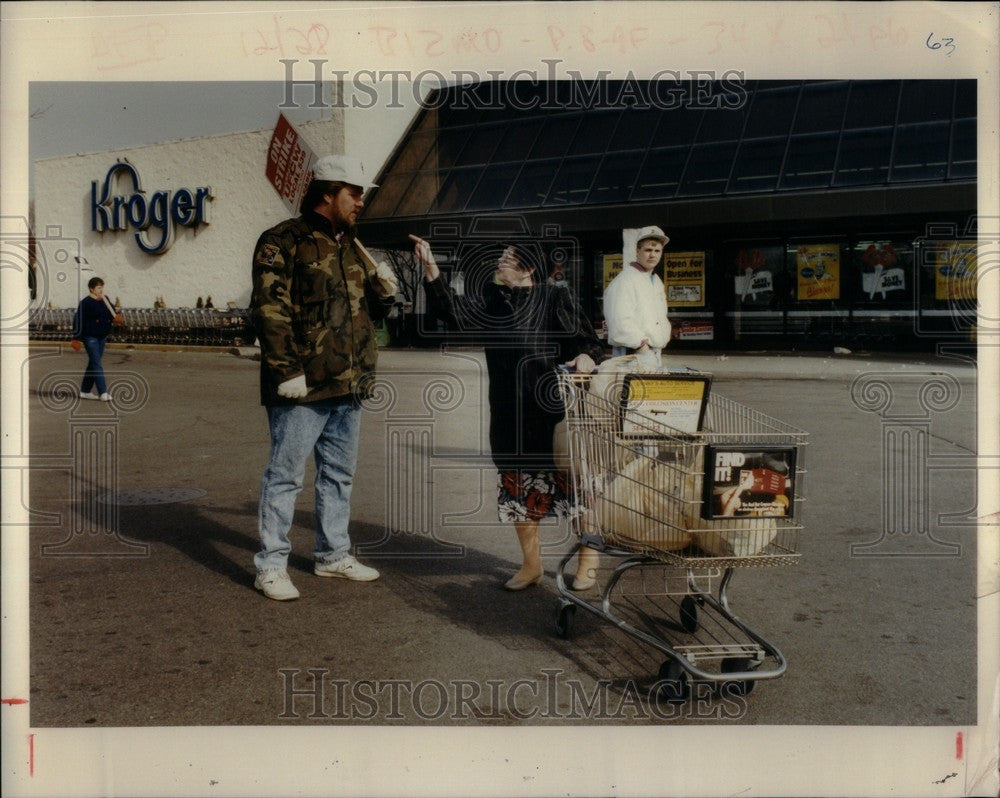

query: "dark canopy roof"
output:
361 79 976 243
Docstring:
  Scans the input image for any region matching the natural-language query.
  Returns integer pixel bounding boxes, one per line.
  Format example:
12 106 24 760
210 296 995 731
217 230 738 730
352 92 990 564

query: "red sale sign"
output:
265 114 316 215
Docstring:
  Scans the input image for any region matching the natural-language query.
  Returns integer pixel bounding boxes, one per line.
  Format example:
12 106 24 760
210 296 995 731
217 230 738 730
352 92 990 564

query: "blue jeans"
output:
255 399 362 573
81 336 108 394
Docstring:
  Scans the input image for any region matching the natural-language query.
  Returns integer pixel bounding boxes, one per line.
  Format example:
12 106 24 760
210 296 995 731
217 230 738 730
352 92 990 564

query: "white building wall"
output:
33 116 343 311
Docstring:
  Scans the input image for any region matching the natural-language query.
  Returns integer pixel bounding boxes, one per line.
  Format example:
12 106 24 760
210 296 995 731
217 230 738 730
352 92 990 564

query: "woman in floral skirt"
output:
412 235 603 590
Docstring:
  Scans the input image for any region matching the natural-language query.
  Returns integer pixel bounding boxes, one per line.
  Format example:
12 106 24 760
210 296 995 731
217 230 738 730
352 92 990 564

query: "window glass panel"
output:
852 239 914 306
544 157 597 205
834 128 892 185
390 131 437 172
844 81 899 128
567 112 620 155
529 116 582 159
631 146 688 200
492 120 543 162
898 80 953 123
435 87 485 127
465 163 520 210
679 142 738 196
891 121 950 181
587 152 645 204
652 108 703 147
950 118 976 179
744 87 798 138
696 106 746 142
434 128 473 170
505 162 557 208
954 80 976 118
609 109 661 150
728 138 785 193
362 173 414 218
793 82 849 133
429 168 479 214
781 134 836 189
455 125 505 166
729 244 786 310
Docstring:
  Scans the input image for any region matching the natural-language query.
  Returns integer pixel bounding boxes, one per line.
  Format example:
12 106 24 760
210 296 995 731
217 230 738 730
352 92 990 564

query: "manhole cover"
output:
97 488 207 506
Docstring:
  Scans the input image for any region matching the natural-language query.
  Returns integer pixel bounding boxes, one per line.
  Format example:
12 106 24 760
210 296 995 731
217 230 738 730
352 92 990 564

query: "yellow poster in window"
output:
603 254 623 291
932 242 977 301
663 251 706 307
796 244 841 301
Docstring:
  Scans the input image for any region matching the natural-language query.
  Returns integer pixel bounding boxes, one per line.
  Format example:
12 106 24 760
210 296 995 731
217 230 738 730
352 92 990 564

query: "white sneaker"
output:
99 392 111 401
314 554 380 581
254 570 300 600
80 391 100 400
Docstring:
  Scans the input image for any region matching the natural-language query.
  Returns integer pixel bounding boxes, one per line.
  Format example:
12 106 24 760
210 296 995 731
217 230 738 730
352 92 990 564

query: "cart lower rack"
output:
555 370 808 702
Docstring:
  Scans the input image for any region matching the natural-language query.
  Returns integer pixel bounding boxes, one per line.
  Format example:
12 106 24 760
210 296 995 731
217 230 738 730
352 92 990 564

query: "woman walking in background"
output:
411 235 603 591
73 276 116 401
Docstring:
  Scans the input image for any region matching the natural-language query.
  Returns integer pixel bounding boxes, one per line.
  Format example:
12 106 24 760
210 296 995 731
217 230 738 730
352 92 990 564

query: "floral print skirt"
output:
497 469 578 522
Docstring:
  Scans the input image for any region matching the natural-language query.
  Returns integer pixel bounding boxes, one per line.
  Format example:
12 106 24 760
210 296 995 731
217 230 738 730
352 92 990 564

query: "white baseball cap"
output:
312 155 378 190
636 225 669 245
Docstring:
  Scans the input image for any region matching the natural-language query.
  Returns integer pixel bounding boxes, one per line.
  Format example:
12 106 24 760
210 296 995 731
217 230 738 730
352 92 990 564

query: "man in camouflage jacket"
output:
249 155 397 600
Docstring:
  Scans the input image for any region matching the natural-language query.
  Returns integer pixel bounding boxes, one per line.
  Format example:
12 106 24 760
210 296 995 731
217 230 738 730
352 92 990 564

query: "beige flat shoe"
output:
570 574 597 592
503 572 543 591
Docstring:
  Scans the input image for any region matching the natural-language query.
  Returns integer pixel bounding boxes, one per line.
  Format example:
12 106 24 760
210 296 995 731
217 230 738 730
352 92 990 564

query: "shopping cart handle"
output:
556 364 576 373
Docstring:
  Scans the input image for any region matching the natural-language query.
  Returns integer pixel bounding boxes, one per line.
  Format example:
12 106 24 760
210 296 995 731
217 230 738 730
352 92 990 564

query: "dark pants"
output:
81 336 108 395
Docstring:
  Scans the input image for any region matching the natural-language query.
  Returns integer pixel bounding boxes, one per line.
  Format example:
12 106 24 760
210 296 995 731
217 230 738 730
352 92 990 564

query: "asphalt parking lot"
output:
19 344 980 731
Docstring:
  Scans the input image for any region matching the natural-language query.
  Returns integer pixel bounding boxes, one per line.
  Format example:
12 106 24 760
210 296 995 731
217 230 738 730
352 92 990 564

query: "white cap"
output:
635 225 669 245
312 155 378 190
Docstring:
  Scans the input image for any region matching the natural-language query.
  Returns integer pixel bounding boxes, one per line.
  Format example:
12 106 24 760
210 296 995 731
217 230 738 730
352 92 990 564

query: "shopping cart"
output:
554 369 807 702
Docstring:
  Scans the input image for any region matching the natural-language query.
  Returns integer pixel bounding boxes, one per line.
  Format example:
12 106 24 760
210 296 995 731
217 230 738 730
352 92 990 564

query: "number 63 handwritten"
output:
926 32 956 56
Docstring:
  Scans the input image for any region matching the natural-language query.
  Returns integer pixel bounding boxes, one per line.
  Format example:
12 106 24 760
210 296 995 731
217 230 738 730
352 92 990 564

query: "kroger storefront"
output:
31 116 342 318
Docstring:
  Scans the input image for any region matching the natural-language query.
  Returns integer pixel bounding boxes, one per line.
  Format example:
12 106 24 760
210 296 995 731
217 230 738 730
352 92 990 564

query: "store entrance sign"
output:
91 160 212 255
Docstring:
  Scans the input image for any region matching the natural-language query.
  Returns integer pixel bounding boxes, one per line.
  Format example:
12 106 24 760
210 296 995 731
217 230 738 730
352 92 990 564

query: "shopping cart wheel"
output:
679 595 700 633
656 660 690 704
718 657 757 697
555 602 576 639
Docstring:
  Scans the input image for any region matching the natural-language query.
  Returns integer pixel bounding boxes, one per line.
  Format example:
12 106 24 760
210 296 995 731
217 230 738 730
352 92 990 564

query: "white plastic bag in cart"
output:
595 455 692 551
692 518 780 558
588 354 663 405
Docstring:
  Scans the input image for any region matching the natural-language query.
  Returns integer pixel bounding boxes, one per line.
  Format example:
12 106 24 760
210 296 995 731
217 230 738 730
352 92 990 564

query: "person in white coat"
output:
603 226 672 366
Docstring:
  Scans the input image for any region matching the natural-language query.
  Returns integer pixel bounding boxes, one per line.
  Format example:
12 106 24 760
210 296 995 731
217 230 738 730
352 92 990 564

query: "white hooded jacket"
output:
603 263 671 350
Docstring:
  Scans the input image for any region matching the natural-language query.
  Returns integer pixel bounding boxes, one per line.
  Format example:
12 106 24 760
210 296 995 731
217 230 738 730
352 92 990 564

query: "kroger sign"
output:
91 160 212 254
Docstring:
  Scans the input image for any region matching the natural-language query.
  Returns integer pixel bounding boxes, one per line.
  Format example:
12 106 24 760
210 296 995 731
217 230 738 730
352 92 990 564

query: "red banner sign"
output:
265 114 316 215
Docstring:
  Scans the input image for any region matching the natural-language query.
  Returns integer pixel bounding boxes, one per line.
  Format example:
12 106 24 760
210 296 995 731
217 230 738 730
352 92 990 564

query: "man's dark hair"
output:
87 276 104 291
301 180 348 214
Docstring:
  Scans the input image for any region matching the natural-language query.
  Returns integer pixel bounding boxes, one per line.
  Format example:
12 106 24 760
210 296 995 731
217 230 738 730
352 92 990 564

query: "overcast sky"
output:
29 81 331 162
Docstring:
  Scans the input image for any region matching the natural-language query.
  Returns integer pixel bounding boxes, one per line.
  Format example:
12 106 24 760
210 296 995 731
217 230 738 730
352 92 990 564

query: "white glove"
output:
375 261 399 295
277 374 308 398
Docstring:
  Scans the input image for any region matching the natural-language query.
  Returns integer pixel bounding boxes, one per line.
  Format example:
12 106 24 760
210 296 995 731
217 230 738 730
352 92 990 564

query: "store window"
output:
731 245 785 309
790 242 843 303
851 239 914 306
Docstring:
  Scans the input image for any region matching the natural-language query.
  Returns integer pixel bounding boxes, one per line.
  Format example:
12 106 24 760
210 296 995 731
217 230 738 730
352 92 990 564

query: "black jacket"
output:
425 276 603 470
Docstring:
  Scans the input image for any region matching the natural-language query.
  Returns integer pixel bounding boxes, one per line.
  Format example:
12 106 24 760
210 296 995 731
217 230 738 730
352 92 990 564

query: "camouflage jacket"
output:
250 211 394 405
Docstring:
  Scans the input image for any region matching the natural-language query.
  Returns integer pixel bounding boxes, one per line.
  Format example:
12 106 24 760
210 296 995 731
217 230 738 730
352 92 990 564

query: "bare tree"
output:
371 247 420 307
